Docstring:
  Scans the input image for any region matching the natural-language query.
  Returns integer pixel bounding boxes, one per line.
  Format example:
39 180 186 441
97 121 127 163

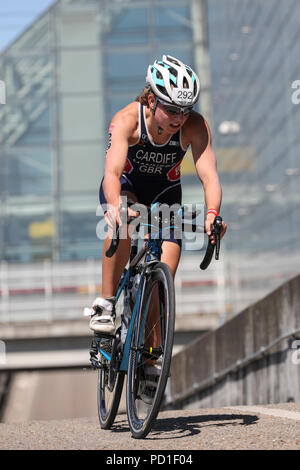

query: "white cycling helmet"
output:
146 55 200 107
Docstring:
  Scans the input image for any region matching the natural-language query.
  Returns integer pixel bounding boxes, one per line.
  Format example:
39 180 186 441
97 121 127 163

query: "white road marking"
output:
225 405 300 421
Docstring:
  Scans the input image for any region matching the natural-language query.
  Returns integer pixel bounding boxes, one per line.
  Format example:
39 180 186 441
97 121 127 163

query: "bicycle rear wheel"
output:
97 329 124 429
126 262 175 439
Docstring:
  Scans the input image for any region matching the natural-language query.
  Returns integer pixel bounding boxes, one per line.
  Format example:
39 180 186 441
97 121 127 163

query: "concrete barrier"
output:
166 274 300 409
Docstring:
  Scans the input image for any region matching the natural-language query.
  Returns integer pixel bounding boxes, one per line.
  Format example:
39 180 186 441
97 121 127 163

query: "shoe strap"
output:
92 297 114 310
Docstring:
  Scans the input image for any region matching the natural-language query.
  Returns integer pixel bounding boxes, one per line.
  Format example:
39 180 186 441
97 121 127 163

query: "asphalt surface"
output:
1 403 300 451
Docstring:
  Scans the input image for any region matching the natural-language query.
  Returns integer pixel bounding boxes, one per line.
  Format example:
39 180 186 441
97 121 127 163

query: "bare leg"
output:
161 240 181 278
101 191 137 298
101 236 131 297
145 241 181 362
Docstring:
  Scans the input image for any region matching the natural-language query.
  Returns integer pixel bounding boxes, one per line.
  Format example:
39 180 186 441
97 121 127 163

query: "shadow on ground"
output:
110 412 259 440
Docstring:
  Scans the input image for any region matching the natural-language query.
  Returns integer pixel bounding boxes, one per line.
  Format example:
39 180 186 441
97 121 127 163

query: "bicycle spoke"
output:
126 262 175 439
97 331 124 429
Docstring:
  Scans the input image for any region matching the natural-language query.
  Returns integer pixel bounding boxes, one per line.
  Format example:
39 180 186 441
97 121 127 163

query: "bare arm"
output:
191 116 226 238
102 110 136 226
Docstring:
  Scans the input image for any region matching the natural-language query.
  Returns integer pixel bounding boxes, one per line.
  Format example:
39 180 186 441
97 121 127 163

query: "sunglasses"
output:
156 98 193 116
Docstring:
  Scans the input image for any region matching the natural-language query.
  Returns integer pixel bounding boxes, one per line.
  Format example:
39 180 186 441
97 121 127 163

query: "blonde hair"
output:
135 85 153 107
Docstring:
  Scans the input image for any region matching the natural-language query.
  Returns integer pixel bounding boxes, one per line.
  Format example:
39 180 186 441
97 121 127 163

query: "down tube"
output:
119 273 147 372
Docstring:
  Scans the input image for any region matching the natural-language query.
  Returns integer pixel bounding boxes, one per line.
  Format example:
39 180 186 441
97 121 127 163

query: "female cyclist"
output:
88 54 227 335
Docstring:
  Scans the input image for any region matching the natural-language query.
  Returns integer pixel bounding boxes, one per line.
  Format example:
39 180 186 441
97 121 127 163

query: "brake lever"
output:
213 216 223 260
200 216 223 270
105 205 127 258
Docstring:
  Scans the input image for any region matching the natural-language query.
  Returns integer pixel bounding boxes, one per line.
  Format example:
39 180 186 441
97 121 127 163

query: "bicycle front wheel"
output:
98 329 124 429
126 262 175 439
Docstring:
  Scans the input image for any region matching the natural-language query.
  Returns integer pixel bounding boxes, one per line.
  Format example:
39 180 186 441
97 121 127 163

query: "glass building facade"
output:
0 0 299 317
0 0 209 263
206 0 300 315
208 0 300 254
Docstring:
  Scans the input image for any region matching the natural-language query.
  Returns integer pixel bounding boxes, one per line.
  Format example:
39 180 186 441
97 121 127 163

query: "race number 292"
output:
0 80 6 104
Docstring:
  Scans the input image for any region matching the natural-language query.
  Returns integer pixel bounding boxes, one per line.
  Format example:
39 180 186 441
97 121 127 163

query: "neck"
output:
147 113 172 142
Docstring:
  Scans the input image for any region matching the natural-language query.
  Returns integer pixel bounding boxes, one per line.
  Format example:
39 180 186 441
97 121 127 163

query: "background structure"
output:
0 0 299 323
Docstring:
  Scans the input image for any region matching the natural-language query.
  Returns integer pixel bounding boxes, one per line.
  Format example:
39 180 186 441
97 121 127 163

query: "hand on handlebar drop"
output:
104 205 122 230
104 204 139 230
205 213 227 245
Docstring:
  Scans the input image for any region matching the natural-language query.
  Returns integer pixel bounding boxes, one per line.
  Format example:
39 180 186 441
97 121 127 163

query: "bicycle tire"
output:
97 329 124 429
126 262 175 439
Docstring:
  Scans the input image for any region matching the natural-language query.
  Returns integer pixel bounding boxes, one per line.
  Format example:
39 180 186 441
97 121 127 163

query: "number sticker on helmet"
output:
171 88 193 106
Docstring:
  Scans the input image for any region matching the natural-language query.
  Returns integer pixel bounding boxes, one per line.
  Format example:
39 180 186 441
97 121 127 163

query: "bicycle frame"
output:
92 233 163 373
118 235 163 372
91 205 222 371
93 203 223 438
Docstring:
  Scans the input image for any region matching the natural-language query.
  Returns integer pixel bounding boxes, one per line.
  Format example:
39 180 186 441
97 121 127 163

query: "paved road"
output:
1 403 300 451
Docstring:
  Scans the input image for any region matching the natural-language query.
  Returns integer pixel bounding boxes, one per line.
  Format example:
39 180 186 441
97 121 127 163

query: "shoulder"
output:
182 111 211 150
110 102 139 137
186 111 210 140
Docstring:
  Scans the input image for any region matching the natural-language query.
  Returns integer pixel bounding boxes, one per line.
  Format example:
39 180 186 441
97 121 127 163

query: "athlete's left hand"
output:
205 213 227 245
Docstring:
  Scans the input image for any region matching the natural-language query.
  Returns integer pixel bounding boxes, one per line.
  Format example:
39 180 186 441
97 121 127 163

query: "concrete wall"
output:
166 274 300 409
0 327 203 422
2 370 97 422
2 275 300 422
1 369 127 423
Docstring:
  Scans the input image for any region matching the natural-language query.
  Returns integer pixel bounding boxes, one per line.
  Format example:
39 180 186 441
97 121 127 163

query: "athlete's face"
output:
148 95 191 132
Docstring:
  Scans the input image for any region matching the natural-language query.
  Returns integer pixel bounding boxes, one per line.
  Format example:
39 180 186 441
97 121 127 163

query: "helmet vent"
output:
183 77 189 88
157 84 169 98
167 56 180 67
169 67 177 77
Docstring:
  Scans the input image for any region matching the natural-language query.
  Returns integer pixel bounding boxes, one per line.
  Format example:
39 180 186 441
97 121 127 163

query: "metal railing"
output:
0 255 226 323
0 251 299 324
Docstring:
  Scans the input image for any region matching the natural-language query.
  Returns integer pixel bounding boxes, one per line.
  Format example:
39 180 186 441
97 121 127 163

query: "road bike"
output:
89 203 222 439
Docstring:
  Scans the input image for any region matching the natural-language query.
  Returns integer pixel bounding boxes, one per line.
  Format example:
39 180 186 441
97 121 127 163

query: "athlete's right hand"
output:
104 204 139 230
104 205 122 230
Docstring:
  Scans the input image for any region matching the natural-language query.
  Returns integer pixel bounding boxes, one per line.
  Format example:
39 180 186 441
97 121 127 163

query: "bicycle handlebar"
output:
105 206 126 258
105 206 223 270
105 227 120 258
200 215 223 270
